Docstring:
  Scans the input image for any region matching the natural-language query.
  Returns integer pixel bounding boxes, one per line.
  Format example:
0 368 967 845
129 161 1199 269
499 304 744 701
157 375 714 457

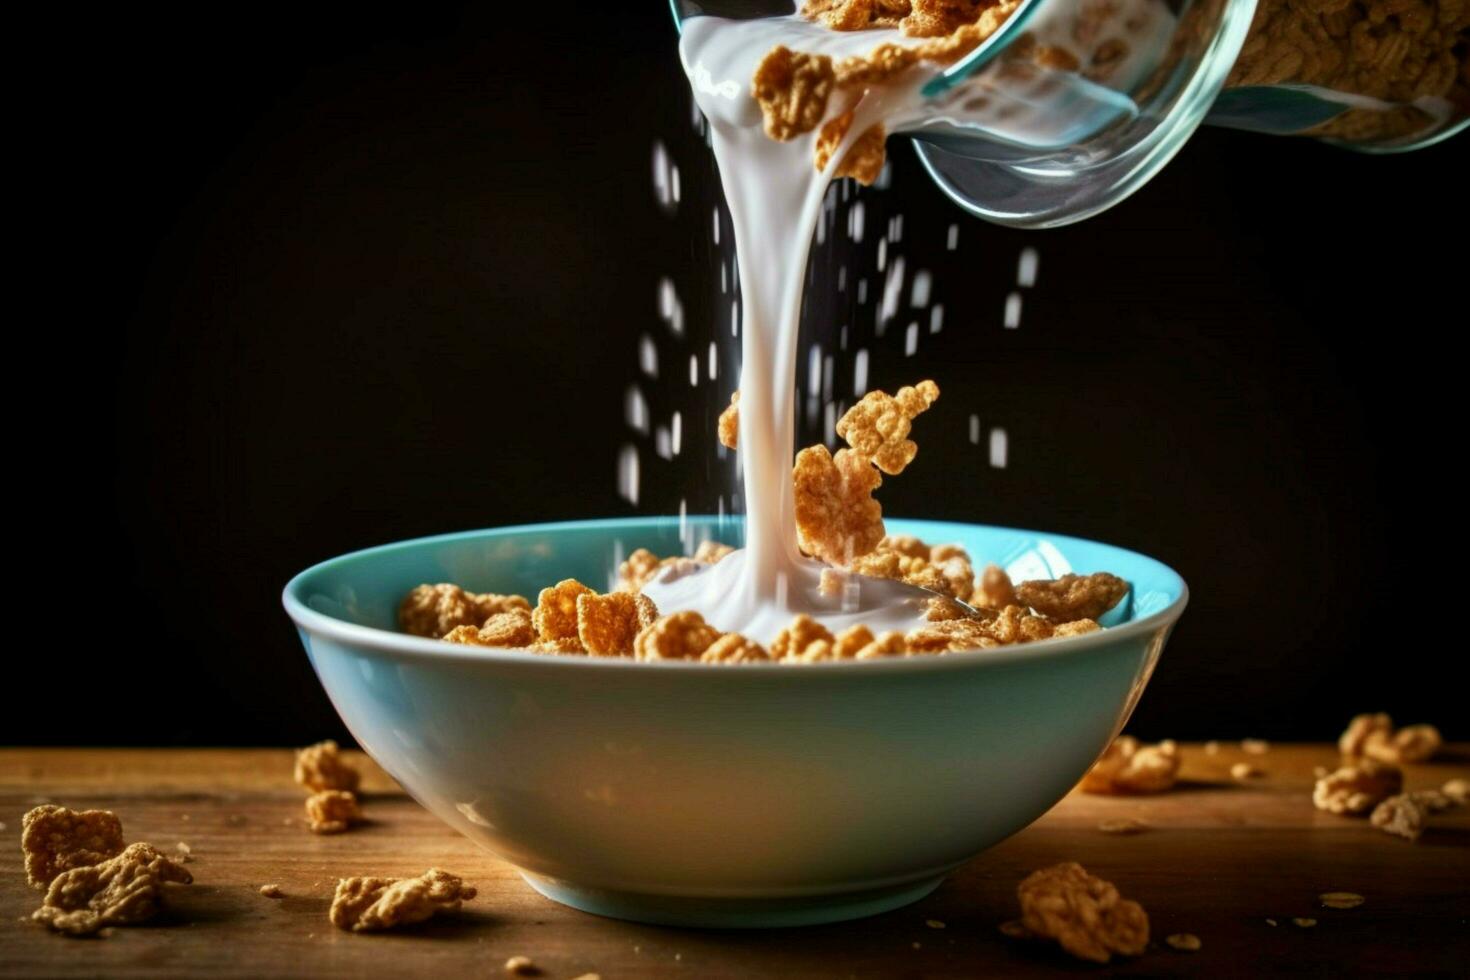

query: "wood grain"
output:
3 745 1467 978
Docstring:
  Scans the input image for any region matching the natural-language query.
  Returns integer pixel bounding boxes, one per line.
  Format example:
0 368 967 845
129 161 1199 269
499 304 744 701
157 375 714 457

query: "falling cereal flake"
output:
1165 934 1202 952
672 411 683 456
968 414 980 444
910 270 932 308
655 425 672 460
989 428 1008 468
930 304 944 334
1017 246 1039 287
617 445 640 505
1004 291 1022 329
854 349 870 396
624 385 648 434
946 223 959 250
708 342 718 380
638 334 658 378
904 322 918 356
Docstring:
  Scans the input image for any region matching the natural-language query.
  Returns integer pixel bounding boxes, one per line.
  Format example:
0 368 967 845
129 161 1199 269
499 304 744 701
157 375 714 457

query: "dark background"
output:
16 3 1464 746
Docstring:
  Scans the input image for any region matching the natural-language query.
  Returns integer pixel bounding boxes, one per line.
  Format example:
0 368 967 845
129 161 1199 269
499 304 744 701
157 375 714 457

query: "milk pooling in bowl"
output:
641 13 1000 643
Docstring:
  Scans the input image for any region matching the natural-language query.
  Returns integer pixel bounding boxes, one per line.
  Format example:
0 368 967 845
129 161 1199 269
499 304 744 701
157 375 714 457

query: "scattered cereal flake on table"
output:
1338 713 1392 758
1014 572 1128 622
1313 760 1402 815
1366 723 1442 764
718 390 739 449
305 790 362 835
835 380 940 475
1319 892 1365 909
1080 737 1180 794
1096 818 1149 835
21 805 126 890
175 842 193 862
1231 762 1263 780
1442 778 1469 805
1370 793 1426 842
260 884 284 899
1294 918 1317 928
1014 862 1148 964
998 919 1031 940
294 740 361 794
1165 933 1202 952
329 869 476 932
926 919 946 929
1241 738 1270 754
1410 789 1454 813
1265 918 1278 926
505 955 539 975
32 842 193 936
569 974 601 980
1203 740 1221 755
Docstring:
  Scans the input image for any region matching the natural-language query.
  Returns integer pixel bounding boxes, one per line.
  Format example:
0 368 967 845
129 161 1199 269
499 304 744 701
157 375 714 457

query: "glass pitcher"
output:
671 0 1468 227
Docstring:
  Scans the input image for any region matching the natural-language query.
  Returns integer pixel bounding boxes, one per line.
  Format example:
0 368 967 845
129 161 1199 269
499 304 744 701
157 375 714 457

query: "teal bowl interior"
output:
283 517 1187 927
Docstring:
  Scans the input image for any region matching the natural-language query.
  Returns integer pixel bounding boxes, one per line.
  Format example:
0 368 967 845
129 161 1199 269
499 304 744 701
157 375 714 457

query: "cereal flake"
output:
1080 737 1180 795
1313 760 1402 815
794 446 885 564
294 740 361 794
577 591 659 656
533 579 595 650
306 790 362 835
329 868 476 932
1016 862 1149 964
835 380 940 475
634 611 722 661
1015 572 1128 621
21 805 125 890
32 842 193 936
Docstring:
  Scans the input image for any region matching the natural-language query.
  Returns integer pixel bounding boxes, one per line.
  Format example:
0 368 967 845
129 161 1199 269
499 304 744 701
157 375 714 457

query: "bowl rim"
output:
282 516 1188 675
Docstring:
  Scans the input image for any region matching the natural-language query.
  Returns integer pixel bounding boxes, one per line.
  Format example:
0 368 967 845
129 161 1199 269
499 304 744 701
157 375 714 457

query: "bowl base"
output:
519 871 947 928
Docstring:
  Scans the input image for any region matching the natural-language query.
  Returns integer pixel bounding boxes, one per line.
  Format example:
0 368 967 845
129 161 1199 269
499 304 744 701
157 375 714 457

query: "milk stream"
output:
640 16 941 643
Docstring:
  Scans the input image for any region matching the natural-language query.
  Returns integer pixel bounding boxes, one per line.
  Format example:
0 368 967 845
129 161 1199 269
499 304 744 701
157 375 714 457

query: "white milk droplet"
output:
969 414 980 444
655 426 672 460
708 342 718 380
672 411 683 456
929 304 944 333
946 223 959 250
1004 292 1022 329
989 428 1009 468
904 321 919 356
625 385 648 433
910 270 931 308
854 349 870 396
1018 246 1039 287
617 445 640 505
639 334 658 377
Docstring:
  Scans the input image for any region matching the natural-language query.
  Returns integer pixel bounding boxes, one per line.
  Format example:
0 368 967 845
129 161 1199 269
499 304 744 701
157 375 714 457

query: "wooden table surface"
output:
3 746 1467 978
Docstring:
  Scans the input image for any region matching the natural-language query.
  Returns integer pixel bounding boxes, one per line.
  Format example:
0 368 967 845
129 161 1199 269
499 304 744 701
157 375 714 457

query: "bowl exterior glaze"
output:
284 517 1186 926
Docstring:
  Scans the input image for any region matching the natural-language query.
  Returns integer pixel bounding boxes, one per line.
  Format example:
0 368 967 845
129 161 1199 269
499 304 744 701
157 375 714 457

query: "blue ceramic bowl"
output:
283 517 1186 927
